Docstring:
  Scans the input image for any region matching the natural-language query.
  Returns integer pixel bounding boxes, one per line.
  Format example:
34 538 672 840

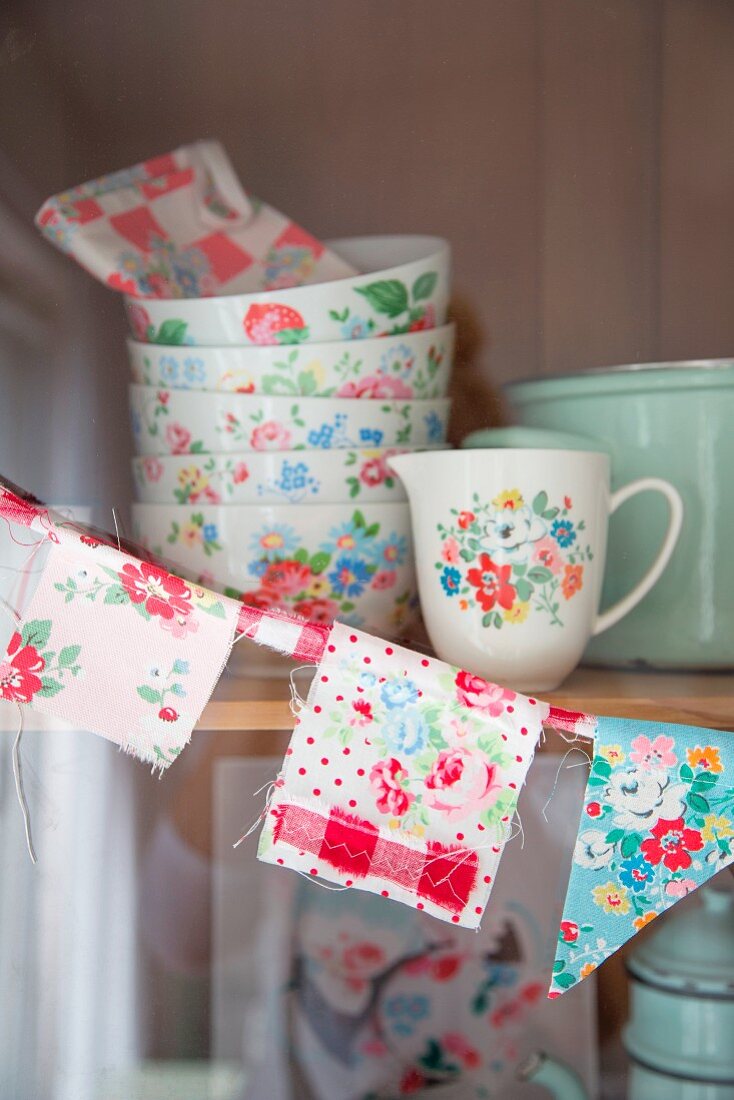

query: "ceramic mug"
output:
389 449 683 691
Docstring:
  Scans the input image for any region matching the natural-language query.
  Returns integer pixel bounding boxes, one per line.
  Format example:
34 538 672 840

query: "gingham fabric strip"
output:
35 139 354 297
546 705 598 740
258 622 548 927
549 715 734 997
271 802 479 915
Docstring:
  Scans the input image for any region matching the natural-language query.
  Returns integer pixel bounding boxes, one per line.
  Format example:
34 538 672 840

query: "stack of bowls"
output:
128 236 453 655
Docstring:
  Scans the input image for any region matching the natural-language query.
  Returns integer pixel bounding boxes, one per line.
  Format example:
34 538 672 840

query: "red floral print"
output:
291 597 340 624
454 670 516 716
457 510 475 530
350 698 373 727
1 489 43 528
466 553 516 612
119 561 193 621
260 559 312 596
158 706 179 722
250 420 292 451
165 421 192 454
641 816 704 872
561 562 584 599
369 757 414 817
424 747 502 820
0 632 45 703
336 374 413 399
360 456 389 487
560 920 579 943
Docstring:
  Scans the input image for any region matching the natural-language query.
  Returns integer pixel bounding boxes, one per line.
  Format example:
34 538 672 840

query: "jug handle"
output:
593 477 684 636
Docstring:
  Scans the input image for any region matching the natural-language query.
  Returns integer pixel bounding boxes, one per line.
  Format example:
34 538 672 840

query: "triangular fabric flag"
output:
549 715 734 996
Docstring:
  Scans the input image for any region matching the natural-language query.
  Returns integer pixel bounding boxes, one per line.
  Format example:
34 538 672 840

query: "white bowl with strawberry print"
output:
129 383 451 456
124 235 450 347
127 323 455 398
132 445 449 507
131 501 418 641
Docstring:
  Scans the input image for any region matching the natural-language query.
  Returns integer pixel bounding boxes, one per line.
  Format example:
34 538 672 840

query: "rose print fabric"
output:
549 715 734 996
1 540 239 768
258 623 548 928
35 139 354 300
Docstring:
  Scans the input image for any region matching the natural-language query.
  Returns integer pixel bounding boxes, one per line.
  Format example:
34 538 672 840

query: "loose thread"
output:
0 595 37 863
111 508 123 552
233 776 282 849
12 710 36 864
541 747 591 823
0 514 45 549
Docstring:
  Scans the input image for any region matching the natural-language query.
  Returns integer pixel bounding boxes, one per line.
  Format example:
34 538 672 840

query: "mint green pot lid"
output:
461 426 608 453
505 359 734 401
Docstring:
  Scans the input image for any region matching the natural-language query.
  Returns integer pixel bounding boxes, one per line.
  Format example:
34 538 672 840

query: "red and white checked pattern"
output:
35 140 354 297
546 705 598 741
270 802 478 915
235 603 329 663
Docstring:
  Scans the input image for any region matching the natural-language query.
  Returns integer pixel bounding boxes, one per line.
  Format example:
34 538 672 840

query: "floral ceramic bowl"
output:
127 324 455 398
132 445 449 507
131 501 418 639
125 236 450 347
129 384 450 456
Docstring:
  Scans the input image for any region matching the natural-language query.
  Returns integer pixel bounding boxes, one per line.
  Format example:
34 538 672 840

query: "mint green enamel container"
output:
503 361 734 669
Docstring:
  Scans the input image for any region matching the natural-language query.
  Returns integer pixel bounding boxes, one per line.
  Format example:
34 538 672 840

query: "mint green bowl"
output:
504 360 734 669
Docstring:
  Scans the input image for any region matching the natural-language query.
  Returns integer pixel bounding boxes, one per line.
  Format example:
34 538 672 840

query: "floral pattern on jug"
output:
435 489 594 629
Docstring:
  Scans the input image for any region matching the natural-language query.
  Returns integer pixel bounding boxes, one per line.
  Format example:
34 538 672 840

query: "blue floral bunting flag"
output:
549 716 734 996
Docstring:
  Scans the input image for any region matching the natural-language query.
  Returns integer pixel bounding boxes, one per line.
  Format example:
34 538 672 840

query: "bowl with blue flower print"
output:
129 384 450 456
127 324 455 399
125 235 450 347
131 501 418 641
131 445 449 507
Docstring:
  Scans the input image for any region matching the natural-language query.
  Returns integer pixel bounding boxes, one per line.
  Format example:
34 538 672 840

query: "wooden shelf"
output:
200 667 734 733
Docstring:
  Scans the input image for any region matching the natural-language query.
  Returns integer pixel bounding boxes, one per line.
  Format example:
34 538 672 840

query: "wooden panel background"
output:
0 0 732 503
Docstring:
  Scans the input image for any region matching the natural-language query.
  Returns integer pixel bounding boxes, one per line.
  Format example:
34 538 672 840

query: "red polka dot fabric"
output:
258 623 549 928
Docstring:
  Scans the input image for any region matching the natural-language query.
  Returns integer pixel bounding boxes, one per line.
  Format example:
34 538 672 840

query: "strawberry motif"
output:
242 303 308 345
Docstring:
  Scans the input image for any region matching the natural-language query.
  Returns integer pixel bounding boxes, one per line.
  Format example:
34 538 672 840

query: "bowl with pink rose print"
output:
132 445 449 507
129 384 450 456
127 324 455 398
389 449 683 691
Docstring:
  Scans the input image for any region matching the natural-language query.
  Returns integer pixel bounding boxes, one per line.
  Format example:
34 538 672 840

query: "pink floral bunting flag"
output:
2 539 240 768
257 623 549 927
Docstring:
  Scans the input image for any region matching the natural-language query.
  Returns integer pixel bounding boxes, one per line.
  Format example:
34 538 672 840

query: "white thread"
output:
111 508 122 552
232 775 282 848
12 709 36 864
542 747 591 823
0 596 37 862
